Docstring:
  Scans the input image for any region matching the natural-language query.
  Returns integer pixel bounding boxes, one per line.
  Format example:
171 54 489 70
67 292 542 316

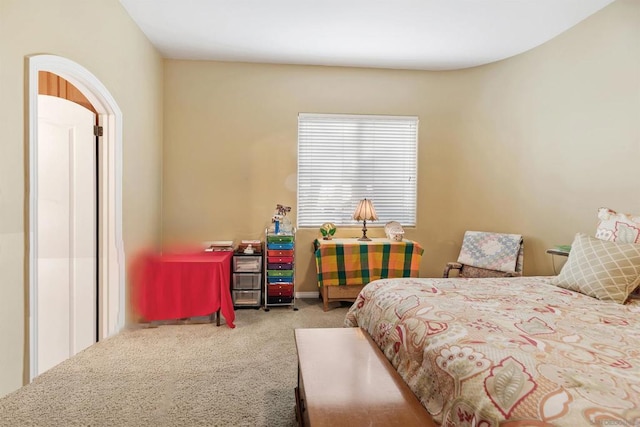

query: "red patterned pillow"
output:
596 208 640 298
595 207 640 244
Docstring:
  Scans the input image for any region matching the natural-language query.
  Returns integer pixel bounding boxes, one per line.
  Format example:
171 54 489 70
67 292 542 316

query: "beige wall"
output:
444 0 639 274
0 0 163 396
163 0 639 293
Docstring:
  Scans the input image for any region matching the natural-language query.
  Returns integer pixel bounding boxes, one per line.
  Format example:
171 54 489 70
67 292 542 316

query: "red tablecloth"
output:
134 251 235 328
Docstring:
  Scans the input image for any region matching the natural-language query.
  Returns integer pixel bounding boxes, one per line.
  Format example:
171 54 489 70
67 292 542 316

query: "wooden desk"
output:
294 328 435 427
133 251 235 328
314 238 423 311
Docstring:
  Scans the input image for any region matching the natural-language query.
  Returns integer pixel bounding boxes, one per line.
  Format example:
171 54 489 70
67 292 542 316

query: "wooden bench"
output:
294 327 436 427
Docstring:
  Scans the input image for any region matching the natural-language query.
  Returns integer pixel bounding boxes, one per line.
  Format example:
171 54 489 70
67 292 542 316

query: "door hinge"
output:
94 125 103 137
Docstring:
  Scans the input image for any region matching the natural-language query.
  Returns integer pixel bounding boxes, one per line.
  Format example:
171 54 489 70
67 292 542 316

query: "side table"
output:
546 247 570 274
545 248 570 257
314 237 423 311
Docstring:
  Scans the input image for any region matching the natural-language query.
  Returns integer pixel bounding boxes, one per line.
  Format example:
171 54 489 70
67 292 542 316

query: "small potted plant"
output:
320 223 337 240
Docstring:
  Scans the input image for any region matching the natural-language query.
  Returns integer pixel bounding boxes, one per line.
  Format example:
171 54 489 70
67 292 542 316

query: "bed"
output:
345 275 640 426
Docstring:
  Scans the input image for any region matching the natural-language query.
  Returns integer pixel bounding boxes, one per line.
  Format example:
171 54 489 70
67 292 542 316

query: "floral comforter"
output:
344 277 640 426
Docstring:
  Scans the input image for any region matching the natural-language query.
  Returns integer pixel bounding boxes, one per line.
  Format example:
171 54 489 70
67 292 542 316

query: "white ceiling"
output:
120 0 615 71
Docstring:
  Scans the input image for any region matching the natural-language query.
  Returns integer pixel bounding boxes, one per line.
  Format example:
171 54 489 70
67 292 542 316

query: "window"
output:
297 113 418 228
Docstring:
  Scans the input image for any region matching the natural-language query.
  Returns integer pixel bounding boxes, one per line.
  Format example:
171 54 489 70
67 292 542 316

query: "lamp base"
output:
358 220 371 241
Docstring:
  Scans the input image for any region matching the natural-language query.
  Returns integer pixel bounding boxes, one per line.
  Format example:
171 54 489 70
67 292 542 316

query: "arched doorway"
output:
27 55 124 380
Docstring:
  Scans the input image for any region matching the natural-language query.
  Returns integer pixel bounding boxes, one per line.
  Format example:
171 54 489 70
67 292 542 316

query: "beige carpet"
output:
0 298 350 427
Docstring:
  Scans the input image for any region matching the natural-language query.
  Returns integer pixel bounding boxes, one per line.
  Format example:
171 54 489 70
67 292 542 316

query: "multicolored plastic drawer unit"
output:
264 229 296 309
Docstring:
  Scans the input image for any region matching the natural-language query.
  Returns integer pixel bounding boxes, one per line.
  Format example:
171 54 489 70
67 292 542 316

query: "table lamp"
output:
353 198 378 241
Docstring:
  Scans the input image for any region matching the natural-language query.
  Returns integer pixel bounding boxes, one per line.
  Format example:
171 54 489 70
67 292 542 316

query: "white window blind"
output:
297 113 418 228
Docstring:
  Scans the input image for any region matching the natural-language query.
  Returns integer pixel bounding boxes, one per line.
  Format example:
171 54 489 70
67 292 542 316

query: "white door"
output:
36 94 96 376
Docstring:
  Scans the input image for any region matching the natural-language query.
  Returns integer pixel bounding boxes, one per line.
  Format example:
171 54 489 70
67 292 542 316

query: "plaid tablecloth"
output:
314 238 424 287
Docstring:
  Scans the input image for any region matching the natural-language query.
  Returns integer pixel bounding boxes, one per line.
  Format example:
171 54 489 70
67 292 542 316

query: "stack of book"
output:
204 240 234 252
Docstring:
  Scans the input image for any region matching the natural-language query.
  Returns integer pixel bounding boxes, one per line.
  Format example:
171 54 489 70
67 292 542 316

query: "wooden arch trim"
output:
38 71 98 115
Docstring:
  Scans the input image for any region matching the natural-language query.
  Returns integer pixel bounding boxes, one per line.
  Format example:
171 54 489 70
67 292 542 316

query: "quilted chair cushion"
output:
551 233 640 304
457 231 523 274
